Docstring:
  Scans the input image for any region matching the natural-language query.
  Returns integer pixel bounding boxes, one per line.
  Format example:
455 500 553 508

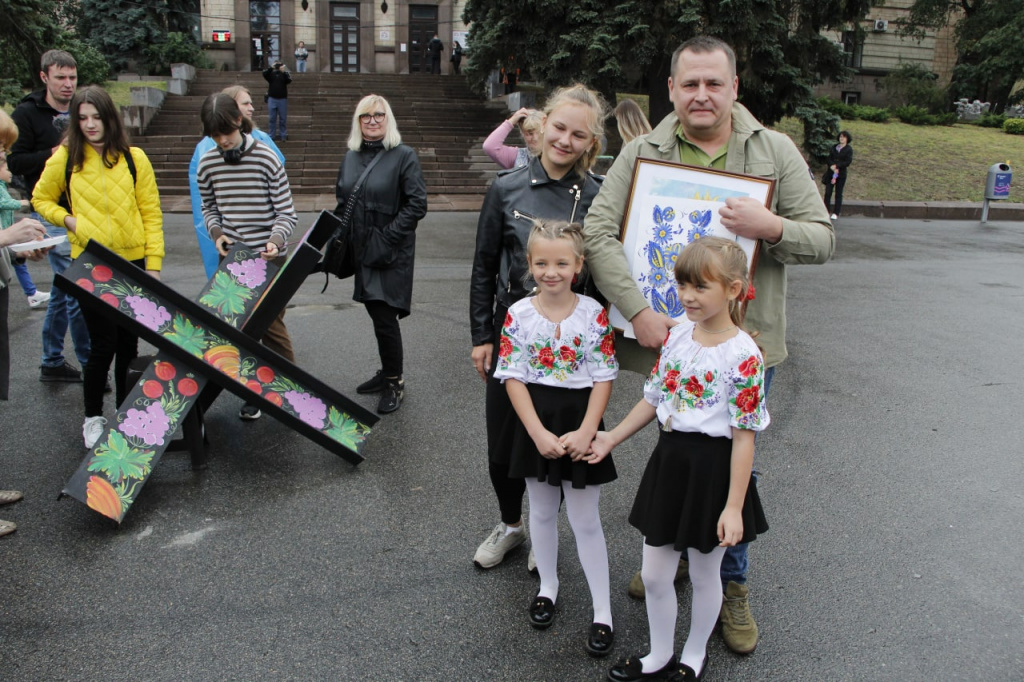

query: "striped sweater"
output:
196 134 297 251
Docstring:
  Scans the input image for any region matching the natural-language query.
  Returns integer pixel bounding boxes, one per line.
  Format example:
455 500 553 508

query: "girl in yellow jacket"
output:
33 85 164 449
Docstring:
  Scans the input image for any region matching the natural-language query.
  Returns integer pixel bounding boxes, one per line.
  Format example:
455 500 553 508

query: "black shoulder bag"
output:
319 149 386 292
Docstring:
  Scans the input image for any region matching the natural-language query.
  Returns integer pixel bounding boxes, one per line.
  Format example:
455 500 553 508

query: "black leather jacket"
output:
470 157 603 346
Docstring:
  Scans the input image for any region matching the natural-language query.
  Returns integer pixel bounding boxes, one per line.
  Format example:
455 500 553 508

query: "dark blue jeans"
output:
720 365 774 586
268 97 288 139
38 214 90 368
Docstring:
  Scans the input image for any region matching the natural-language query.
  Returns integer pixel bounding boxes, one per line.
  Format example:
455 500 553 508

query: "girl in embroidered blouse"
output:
492 220 619 656
592 237 770 682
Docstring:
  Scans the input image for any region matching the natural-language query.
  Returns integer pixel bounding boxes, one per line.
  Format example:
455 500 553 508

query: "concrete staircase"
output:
134 70 510 202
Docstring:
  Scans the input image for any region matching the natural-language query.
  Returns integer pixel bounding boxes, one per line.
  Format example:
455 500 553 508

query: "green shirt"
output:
676 124 729 169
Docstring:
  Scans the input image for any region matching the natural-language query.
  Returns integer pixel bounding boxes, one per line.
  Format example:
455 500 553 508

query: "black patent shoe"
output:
665 654 708 681
376 377 404 414
356 370 386 394
607 654 677 682
586 622 615 657
529 595 556 630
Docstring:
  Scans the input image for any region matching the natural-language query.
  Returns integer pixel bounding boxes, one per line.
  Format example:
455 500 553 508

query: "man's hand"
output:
631 308 676 349
471 344 492 382
215 235 235 257
719 196 783 244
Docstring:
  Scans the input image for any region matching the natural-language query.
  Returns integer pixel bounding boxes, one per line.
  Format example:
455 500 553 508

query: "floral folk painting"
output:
612 159 775 337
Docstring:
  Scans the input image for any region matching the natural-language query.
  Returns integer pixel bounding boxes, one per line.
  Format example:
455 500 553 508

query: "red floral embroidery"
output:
498 335 513 358
738 356 760 378
664 369 680 394
735 385 760 413
685 375 703 396
600 334 615 358
558 345 576 363
504 312 514 328
596 308 610 327
537 346 555 368
705 370 714 383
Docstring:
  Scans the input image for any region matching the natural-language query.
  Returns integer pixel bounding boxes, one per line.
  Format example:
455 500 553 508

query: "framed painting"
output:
610 158 776 337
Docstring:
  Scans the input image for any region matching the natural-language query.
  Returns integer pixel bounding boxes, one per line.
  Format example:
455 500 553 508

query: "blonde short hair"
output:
348 95 402 151
0 109 19 152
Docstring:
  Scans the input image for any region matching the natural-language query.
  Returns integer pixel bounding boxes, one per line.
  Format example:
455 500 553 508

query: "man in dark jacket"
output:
8 49 91 384
263 61 291 142
426 33 443 75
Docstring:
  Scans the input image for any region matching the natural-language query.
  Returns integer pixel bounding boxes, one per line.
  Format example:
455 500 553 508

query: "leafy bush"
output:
882 63 948 114
977 113 1007 128
893 105 959 126
55 35 110 86
794 103 840 164
143 32 213 75
1004 119 1024 135
815 97 889 123
0 78 23 108
853 105 890 123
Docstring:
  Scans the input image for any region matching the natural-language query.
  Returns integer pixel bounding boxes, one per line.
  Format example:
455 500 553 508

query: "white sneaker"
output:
473 522 527 569
83 416 107 449
830 213 838 220
27 290 50 309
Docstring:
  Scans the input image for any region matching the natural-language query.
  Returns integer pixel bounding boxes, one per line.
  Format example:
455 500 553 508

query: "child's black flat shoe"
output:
529 595 556 630
586 622 615 657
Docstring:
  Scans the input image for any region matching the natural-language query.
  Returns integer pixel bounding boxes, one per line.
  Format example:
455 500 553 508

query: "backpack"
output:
60 148 138 212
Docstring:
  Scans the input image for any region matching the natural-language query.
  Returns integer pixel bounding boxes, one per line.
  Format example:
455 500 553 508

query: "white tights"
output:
639 543 725 675
526 479 612 627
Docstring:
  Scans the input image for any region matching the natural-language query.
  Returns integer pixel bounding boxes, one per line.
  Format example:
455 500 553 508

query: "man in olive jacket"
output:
582 36 834 656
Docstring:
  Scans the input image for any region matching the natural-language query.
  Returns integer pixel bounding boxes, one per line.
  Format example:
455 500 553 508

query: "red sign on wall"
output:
212 30 231 42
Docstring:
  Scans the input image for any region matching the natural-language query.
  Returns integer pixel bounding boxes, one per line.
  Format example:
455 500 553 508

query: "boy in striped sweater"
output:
197 93 299 421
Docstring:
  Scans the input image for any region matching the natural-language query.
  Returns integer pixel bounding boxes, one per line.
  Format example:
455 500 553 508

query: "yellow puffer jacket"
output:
33 145 164 270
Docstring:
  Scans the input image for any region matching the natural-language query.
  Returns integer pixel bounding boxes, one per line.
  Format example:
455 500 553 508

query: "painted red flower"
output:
537 346 555 368
100 293 119 307
76 278 94 293
738 356 760 378
177 377 199 396
91 265 113 282
735 385 761 413
600 335 615 358
155 362 176 381
558 345 576 363
142 380 163 399
596 308 610 327
685 375 703 396
664 369 680 394
705 370 714 383
498 335 513 357
256 366 275 384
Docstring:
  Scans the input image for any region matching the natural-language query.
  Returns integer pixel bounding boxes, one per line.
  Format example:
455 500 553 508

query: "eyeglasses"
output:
359 112 386 122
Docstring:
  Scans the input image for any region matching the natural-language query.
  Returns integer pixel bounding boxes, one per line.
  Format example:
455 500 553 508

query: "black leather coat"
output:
336 143 428 316
470 157 603 346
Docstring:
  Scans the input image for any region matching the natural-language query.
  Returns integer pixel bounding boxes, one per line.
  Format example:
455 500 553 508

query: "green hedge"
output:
1004 118 1024 135
894 105 957 126
816 97 889 122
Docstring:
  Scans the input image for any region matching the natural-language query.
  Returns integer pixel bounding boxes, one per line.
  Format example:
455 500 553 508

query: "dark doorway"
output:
331 3 360 73
250 1 280 70
408 5 438 74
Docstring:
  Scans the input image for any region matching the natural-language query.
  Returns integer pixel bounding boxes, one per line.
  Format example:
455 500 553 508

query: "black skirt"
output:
497 383 617 489
629 429 768 553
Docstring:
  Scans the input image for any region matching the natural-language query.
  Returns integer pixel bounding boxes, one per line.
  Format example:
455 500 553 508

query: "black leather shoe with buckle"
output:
607 654 677 682
586 622 615 657
529 595 555 630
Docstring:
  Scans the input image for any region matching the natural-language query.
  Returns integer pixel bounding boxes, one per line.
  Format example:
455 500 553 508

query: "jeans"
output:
38 215 90 368
295 59 307 73
720 364 774 586
14 261 37 296
268 97 288 140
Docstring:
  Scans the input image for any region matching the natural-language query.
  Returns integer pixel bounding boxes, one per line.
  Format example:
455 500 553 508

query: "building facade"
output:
201 0 470 73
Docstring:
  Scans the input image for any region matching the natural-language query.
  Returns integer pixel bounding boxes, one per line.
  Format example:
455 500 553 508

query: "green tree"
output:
461 0 871 132
899 0 1024 111
76 0 200 72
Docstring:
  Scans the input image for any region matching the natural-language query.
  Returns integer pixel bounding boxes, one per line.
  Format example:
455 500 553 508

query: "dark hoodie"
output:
8 90 70 202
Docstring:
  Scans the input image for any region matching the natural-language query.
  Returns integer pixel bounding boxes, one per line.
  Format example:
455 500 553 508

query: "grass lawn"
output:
772 117 1024 203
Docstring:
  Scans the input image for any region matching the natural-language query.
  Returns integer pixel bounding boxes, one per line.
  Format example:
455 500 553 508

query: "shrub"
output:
977 113 1007 128
0 78 22 108
894 104 934 125
1004 118 1024 135
882 63 948 114
55 34 110 86
794 103 840 164
815 98 890 123
852 105 890 122
143 32 213 75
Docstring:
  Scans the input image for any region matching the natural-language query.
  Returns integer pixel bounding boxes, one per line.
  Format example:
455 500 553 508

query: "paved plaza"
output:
1 211 1022 680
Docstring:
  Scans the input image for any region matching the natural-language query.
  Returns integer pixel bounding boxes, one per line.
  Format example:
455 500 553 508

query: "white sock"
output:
526 479 561 601
640 542 682 672
679 546 726 674
563 483 612 628
504 523 523 536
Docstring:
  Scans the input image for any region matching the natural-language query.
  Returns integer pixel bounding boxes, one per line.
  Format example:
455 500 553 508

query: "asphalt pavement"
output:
1 212 1022 681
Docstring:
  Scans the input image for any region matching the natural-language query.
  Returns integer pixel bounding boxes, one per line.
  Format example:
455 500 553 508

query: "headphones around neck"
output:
221 136 252 165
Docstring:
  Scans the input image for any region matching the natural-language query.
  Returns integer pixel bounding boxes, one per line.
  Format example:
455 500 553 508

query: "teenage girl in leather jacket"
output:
469 83 608 570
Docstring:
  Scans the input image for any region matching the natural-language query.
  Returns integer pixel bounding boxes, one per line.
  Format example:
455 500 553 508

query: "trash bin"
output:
984 163 1011 200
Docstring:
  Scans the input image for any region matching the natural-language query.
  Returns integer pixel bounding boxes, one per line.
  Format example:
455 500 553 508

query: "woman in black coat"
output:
335 94 427 413
822 130 853 220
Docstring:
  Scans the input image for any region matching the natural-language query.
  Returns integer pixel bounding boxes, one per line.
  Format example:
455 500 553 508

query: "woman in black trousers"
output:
823 130 853 220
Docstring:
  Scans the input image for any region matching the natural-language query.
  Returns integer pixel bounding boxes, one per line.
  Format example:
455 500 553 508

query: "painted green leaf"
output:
200 271 254 316
164 314 208 357
87 431 155 482
325 406 370 451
